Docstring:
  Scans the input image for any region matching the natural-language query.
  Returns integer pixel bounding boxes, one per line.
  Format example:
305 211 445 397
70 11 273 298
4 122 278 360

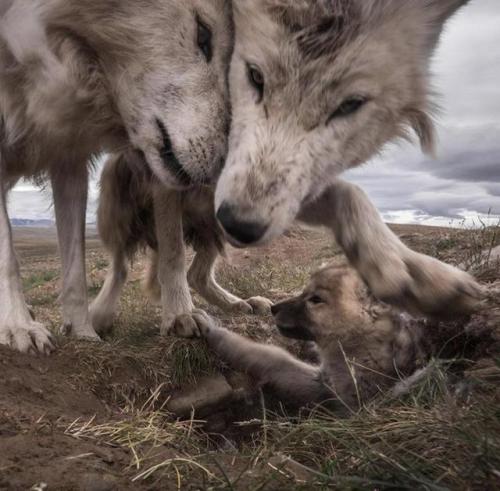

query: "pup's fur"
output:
214 0 481 317
183 265 427 409
0 0 233 353
92 153 272 336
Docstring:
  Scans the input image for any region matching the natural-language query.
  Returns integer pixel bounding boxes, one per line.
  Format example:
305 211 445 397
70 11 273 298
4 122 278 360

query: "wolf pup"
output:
0 0 232 353
180 265 427 409
214 0 481 317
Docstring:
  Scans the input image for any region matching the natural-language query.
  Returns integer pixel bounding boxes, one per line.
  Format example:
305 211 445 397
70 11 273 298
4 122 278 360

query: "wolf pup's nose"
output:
216 202 268 245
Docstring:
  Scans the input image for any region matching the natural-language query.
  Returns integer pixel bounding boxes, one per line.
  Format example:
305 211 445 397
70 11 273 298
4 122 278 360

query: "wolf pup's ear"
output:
418 0 471 54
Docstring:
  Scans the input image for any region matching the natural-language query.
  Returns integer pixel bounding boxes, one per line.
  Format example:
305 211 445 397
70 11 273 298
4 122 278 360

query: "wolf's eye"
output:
327 97 367 124
247 63 264 103
308 295 325 305
197 18 212 62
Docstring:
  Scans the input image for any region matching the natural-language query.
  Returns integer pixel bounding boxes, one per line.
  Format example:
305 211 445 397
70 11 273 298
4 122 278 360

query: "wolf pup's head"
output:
272 265 365 342
215 0 470 245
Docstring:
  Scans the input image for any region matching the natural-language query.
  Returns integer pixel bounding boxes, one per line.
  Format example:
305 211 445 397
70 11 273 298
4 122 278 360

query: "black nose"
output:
216 202 268 245
271 303 281 316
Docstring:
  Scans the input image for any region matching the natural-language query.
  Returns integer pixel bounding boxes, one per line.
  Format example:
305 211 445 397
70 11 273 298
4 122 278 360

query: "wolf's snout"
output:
216 202 268 246
155 118 192 187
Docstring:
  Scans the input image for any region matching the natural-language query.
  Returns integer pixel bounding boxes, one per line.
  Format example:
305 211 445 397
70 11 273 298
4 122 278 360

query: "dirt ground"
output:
1 224 499 490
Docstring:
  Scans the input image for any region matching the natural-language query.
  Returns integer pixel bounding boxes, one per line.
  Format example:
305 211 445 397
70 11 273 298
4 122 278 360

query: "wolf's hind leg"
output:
188 243 272 315
299 179 482 317
0 170 55 354
89 250 128 336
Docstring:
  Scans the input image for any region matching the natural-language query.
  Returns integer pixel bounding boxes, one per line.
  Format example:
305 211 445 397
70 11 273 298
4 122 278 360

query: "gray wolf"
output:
91 152 272 337
214 0 481 317
0 0 233 353
182 265 427 409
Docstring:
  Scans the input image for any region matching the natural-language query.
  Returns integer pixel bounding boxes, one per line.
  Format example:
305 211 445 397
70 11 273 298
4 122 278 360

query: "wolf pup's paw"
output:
373 251 483 317
0 321 56 355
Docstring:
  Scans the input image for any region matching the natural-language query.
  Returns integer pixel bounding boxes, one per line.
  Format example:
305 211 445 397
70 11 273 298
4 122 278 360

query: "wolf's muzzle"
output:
156 118 192 187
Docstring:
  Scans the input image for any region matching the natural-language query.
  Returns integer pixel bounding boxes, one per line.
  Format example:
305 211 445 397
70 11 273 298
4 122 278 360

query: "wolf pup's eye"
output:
197 18 212 62
308 295 325 305
327 97 367 124
247 63 264 103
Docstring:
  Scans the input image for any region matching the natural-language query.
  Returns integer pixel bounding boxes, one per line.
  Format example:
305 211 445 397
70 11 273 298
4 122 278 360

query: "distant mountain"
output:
11 218 55 227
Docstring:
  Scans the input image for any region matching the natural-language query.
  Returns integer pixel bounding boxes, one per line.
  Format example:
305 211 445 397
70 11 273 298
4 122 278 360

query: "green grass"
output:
23 269 58 290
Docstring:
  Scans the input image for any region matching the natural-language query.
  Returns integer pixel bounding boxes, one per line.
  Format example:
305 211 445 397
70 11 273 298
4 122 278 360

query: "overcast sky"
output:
7 0 500 226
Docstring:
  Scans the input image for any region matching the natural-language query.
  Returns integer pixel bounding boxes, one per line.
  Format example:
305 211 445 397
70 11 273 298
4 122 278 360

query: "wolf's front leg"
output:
0 172 55 354
153 185 196 337
299 180 482 317
179 311 325 404
51 164 99 340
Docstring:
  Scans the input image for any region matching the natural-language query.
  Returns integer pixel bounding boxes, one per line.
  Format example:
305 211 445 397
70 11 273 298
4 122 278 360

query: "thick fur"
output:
0 0 233 352
182 265 427 410
214 0 481 317
91 153 272 336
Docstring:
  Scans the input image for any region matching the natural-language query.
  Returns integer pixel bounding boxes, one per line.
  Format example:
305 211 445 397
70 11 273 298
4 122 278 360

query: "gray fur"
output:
0 0 233 353
214 0 480 317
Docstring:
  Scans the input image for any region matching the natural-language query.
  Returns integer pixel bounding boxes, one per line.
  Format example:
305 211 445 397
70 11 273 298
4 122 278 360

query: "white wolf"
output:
0 0 233 353
214 0 482 317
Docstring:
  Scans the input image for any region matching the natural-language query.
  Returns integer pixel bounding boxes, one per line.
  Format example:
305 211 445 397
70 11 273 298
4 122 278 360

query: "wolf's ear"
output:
417 0 471 53
406 108 436 156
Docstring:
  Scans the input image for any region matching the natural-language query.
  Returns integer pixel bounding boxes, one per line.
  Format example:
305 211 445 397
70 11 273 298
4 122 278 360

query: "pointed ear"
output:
420 0 471 53
406 108 437 156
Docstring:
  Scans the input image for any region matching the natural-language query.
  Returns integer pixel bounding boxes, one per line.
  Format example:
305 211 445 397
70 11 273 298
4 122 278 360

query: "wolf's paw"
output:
246 296 274 315
60 322 101 341
167 309 212 338
0 321 56 355
226 300 254 315
371 251 483 317
227 297 273 315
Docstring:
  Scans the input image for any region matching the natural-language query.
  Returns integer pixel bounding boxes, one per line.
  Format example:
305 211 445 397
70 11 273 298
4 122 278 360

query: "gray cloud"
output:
346 1 500 226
